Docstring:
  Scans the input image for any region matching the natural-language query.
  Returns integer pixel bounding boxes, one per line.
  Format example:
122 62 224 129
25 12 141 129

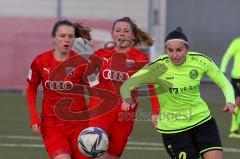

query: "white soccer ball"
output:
78 127 109 158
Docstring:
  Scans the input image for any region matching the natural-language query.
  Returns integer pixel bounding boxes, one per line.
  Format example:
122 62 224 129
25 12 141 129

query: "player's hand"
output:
121 98 135 111
151 115 159 127
31 124 41 136
222 102 236 115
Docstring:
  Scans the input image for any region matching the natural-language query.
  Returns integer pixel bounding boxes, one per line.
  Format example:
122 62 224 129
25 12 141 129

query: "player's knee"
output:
98 152 119 159
202 150 223 159
54 154 71 159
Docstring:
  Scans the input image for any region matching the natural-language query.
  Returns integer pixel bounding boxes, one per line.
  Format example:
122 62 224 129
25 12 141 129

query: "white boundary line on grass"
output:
127 141 164 146
0 135 240 153
126 146 166 151
1 143 240 153
0 143 44 148
0 135 40 140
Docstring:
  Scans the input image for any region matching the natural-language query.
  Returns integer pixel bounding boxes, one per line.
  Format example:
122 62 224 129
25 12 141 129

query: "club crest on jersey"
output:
66 67 75 76
125 59 135 68
189 69 198 79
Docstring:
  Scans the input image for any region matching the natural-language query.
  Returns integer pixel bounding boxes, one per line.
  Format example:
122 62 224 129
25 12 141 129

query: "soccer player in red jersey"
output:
26 19 92 159
87 17 160 159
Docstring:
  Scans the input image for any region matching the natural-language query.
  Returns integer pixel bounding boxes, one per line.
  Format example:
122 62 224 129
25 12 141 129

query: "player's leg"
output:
229 108 240 138
41 124 72 159
99 120 134 159
162 130 200 159
202 150 223 159
229 78 240 137
236 96 240 125
68 122 92 159
234 77 240 108
194 118 223 159
89 114 113 159
236 96 240 108
54 154 71 159
98 152 118 159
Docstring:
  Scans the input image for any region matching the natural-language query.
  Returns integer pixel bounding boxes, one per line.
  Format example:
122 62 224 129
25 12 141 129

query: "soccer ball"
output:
78 127 109 158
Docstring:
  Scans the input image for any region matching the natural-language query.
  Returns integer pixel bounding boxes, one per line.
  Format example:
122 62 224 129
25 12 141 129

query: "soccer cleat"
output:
229 131 240 138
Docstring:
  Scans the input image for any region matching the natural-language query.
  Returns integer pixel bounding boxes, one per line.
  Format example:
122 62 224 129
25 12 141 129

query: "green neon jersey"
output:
120 52 235 134
220 37 240 78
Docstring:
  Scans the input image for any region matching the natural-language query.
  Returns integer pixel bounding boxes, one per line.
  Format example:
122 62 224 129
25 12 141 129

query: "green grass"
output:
0 83 240 159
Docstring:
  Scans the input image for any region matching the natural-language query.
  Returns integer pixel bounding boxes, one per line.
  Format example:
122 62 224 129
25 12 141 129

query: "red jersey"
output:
93 48 147 93
88 48 159 116
27 50 88 125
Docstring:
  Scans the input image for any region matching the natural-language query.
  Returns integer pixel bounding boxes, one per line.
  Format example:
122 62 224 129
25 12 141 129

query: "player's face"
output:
165 41 189 65
53 25 75 54
111 21 134 50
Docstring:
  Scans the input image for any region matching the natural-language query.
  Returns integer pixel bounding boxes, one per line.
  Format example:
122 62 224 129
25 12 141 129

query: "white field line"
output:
0 135 40 140
0 135 240 153
0 143 44 148
127 141 164 146
125 146 166 151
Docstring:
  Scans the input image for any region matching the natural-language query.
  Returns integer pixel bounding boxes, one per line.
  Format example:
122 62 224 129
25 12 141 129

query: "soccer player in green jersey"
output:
120 27 236 159
220 37 240 138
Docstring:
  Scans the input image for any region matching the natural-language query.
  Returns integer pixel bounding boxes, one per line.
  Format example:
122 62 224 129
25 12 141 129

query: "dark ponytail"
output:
51 19 91 42
74 22 91 42
112 17 154 47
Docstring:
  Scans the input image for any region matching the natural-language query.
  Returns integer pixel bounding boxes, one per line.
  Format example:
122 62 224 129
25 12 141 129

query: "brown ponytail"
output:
134 27 154 47
52 19 91 42
112 17 154 47
74 23 91 42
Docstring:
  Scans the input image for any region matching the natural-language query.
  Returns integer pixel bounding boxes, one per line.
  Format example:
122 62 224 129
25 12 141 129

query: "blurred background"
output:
0 0 240 158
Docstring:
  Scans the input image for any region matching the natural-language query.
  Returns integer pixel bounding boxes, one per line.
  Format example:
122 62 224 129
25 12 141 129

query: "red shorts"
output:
41 122 91 159
89 109 135 157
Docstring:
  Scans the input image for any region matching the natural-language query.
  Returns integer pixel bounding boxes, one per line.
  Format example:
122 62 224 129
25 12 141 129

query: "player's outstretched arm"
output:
26 83 41 136
120 65 156 111
206 57 236 113
220 38 238 73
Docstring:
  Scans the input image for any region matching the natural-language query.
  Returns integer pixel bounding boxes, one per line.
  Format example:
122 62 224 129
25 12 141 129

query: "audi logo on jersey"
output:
102 69 129 82
44 80 73 91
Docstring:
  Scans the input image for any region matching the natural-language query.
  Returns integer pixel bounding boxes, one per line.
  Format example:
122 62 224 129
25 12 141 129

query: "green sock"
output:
230 107 240 133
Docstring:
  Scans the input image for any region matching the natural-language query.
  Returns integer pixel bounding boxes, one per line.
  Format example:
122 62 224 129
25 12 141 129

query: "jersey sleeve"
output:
220 39 238 73
206 58 235 105
26 59 41 127
27 60 41 86
26 83 41 127
120 62 159 100
141 55 160 115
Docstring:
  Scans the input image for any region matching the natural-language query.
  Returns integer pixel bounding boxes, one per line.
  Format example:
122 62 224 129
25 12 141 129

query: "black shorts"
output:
162 118 222 159
231 78 240 97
